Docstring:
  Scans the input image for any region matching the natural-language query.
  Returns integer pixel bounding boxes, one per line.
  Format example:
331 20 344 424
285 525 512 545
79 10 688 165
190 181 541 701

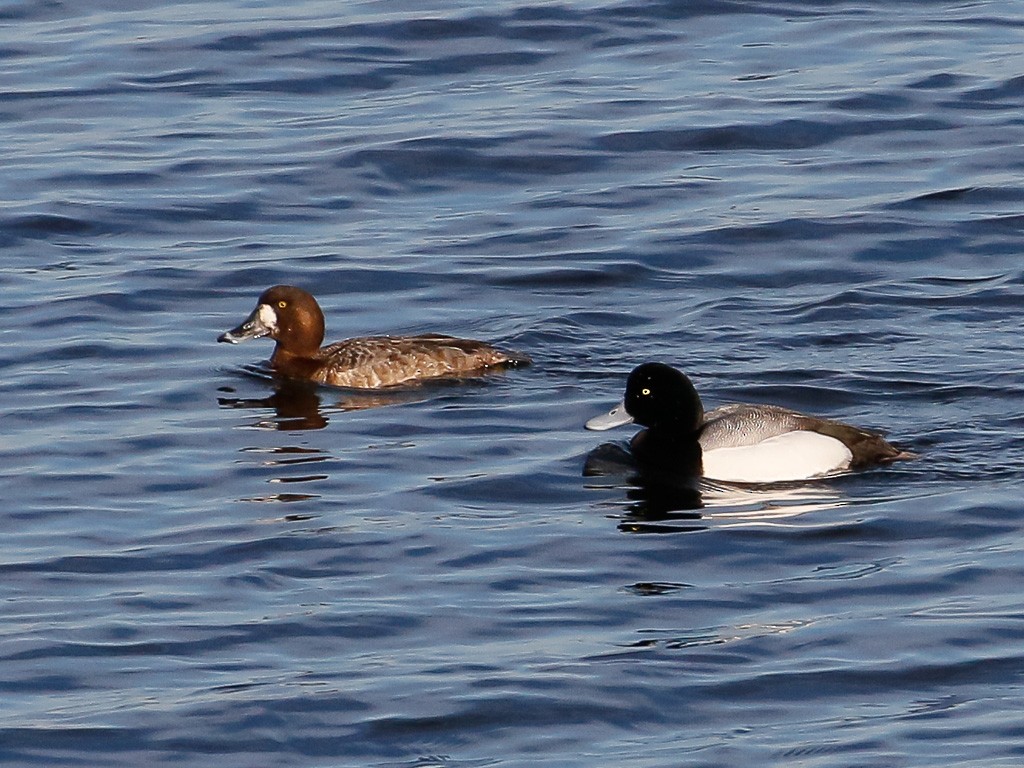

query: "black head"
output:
624 363 705 433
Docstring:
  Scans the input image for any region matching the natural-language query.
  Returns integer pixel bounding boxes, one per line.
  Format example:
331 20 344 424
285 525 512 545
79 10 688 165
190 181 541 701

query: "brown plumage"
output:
218 285 530 389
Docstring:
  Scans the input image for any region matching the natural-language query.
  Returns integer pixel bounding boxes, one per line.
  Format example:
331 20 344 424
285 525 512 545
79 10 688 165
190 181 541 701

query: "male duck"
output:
219 285 529 389
586 362 911 483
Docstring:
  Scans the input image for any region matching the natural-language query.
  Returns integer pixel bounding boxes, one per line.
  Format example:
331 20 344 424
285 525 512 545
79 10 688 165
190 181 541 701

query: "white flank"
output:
701 430 853 484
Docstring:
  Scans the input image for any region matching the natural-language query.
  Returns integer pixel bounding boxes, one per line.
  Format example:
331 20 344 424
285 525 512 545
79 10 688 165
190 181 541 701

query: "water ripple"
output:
5 0 1024 765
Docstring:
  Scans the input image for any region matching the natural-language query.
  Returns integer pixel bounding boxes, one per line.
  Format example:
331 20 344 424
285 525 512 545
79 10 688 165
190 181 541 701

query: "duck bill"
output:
218 305 272 344
585 401 634 431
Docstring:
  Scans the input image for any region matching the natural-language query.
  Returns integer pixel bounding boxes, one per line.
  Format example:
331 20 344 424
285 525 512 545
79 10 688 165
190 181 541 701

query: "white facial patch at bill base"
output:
257 303 278 331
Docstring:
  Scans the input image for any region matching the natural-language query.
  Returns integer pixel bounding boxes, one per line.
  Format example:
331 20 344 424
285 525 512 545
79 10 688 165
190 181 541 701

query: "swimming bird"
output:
586 362 911 483
218 285 529 389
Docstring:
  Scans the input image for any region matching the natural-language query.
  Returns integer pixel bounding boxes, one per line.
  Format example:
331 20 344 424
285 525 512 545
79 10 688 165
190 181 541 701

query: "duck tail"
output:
885 448 917 462
499 349 532 367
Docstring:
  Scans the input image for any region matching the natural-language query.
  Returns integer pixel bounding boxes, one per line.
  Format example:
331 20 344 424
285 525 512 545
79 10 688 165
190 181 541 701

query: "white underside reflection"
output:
698 479 848 525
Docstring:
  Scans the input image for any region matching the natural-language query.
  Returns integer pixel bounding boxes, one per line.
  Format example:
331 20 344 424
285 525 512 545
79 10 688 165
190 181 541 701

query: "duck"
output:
585 362 911 483
218 285 529 389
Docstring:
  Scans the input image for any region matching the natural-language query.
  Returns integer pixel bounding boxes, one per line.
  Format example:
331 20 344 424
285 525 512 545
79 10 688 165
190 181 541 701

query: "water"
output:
4 1 1024 765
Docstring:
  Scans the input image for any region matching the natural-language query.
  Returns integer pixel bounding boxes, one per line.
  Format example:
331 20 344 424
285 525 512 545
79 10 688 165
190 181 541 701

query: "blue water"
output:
5 1 1024 765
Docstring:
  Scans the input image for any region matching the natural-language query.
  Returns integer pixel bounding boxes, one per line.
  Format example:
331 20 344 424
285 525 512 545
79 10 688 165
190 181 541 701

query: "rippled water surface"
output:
5 1 1024 765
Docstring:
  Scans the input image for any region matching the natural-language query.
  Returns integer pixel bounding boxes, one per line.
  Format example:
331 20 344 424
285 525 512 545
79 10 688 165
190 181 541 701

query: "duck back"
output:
698 404 808 450
304 334 528 388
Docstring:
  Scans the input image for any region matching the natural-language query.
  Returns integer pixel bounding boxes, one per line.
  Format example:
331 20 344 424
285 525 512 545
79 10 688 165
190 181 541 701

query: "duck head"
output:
218 285 325 357
587 362 705 434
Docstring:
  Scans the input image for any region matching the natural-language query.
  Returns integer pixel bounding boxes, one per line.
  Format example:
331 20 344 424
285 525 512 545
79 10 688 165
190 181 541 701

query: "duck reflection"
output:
217 364 432 430
218 367 439 509
236 444 329 505
584 441 846 534
584 440 706 532
218 378 328 430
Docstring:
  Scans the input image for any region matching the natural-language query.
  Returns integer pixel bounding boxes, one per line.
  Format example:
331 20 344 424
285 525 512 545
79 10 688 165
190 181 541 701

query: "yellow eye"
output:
641 388 651 396
278 300 287 309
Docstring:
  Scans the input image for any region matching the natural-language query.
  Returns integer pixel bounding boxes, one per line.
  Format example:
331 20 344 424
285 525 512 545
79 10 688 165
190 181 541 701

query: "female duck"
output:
219 285 529 389
586 362 911 483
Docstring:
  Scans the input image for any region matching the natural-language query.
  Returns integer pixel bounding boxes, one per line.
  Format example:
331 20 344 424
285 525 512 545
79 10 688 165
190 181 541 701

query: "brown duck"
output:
218 285 529 389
